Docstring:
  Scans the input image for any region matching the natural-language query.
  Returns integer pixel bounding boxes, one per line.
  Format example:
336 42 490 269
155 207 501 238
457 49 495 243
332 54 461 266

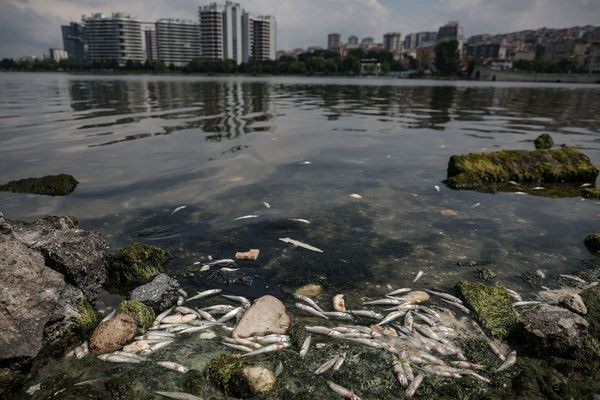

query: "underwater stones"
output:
581 286 600 339
559 293 588 315
538 288 587 314
582 188 600 199
232 295 290 338
401 291 430 304
89 313 136 354
584 233 600 254
294 284 322 297
456 281 517 339
446 147 599 190
129 273 180 313
204 354 251 398
0 173 78 196
236 249 260 261
242 366 277 394
180 369 205 396
107 243 171 286
534 133 554 150
477 267 496 281
117 300 155 334
518 304 589 357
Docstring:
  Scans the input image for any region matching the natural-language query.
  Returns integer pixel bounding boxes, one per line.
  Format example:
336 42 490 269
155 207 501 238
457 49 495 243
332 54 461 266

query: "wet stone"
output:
89 313 136 354
129 273 180 313
294 284 322 297
232 295 291 338
0 173 78 196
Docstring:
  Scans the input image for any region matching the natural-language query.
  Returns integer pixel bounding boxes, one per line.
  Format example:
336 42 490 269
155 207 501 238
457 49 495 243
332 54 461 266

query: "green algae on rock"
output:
0 174 78 196
584 233 600 253
117 300 155 334
446 146 599 190
477 267 496 281
107 243 171 285
76 299 100 337
581 286 600 339
204 354 252 398
582 187 600 199
456 281 517 339
534 133 554 150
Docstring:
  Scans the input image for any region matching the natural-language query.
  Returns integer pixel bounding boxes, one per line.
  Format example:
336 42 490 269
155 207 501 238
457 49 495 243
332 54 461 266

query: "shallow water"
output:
1 73 600 397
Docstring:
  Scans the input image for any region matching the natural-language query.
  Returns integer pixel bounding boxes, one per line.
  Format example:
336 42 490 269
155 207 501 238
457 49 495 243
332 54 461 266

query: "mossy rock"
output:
0 173 78 196
204 354 252 398
584 233 600 253
456 281 517 339
181 369 207 396
581 286 600 339
446 147 599 190
107 243 171 285
477 267 496 281
582 188 600 199
534 133 554 150
286 321 308 350
117 300 155 334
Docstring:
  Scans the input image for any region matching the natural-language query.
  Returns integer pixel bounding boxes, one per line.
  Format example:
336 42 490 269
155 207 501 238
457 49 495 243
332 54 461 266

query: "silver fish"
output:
508 180 519 185
434 185 440 192
401 357 414 381
289 218 310 224
222 294 251 305
157 361 188 373
275 361 283 377
98 354 141 364
580 183 592 188
315 357 338 375
405 374 424 398
197 309 217 322
299 334 312 358
203 259 235 267
393 360 408 386
378 310 405 326
536 269 546 278
253 334 290 345
101 309 116 323
496 350 517 372
176 306 201 317
333 354 345 371
304 325 332 335
177 296 184 306
559 274 586 284
425 289 463 304
440 298 471 313
471 203 481 208
241 342 290 357
177 288 188 297
403 311 414 330
155 391 203 400
387 288 412 296
220 267 239 272
505 288 522 302
222 342 253 352
234 215 259 221
294 294 326 313
217 307 243 323
263 201 271 208
461 370 491 383
143 340 174 354
413 312 434 327
279 237 323 253
186 289 222 302
413 271 424 282
451 361 486 370
137 332 175 340
350 310 384 320
488 342 506 361
171 205 187 215
513 301 541 307
178 326 214 335
200 304 235 314
162 314 197 324
296 303 329 319
327 381 361 400
322 311 353 320
363 298 405 306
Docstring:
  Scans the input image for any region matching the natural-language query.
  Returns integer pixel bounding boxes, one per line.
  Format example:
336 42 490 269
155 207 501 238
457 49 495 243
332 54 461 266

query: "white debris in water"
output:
350 194 363 199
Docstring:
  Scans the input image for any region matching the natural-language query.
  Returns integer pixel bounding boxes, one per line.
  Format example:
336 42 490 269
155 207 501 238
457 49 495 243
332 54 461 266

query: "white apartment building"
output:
83 13 144 65
155 19 201 66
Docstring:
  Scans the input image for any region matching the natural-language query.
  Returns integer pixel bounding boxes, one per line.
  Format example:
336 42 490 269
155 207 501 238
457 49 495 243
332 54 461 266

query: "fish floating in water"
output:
387 287 412 296
496 350 517 372
349 193 363 199
300 161 312 165
580 183 592 188
234 215 258 221
434 185 440 192
241 342 290 357
296 303 329 319
101 309 116 323
315 356 339 375
289 218 311 224
279 237 323 253
413 271 424 283
559 274 586 284
471 203 481 208
513 192 527 195
171 205 187 215
186 289 222 303
327 381 361 400
535 269 546 278
294 294 325 313
157 361 188 373
155 391 203 400
299 334 312 358
263 201 271 208
405 374 424 398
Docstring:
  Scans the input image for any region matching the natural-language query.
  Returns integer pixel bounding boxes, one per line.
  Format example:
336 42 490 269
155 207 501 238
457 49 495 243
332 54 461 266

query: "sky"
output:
1 0 599 59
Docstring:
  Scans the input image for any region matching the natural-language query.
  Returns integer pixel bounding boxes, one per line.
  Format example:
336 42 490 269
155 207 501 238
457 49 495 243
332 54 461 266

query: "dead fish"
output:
222 342 253 352
580 183 592 188
186 289 222 302
393 360 408 386
74 342 89 359
275 361 284 377
315 357 338 375
413 271 424 283
505 288 522 302
177 296 184 306
171 205 187 215
222 294 251 306
137 332 175 340
300 161 312 165
496 350 517 372
350 194 363 200
73 378 107 387
513 191 527 195
197 309 217 322
252 334 290 344
200 304 235 314
350 310 384 320
101 309 116 323
305 325 332 335
203 259 235 267
289 218 310 224
405 374 424 398
327 380 361 400
199 331 217 340
299 334 312 358
98 353 142 364
322 311 353 320
175 306 200 316
263 201 271 208
220 267 239 272
414 325 443 343
536 269 546 278
123 341 150 353
488 341 506 361
471 203 481 208
363 298 405 306
241 342 290 357
162 314 197 324
508 180 519 186
532 186 545 190
296 303 329 319
233 215 258 221
143 340 174 354
177 288 188 297
378 311 405 326
178 326 214 335
279 237 323 253
434 185 440 192
425 289 463 304
157 361 188 373
333 354 345 371
559 274 586 284
217 307 243 323
294 294 325 313
387 287 412 296
513 301 541 307
461 369 491 383
440 299 471 314
155 391 203 400
451 361 486 370
403 311 414 330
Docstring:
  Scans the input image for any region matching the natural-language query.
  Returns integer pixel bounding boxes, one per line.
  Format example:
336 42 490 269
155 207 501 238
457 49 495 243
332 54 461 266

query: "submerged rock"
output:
517 304 588 357
117 300 155 334
107 242 171 286
205 354 252 398
456 281 516 339
584 233 600 254
0 173 78 196
129 273 180 313
534 133 554 150
242 366 276 393
294 284 322 297
232 295 290 338
582 188 600 199
559 293 588 315
89 313 136 354
477 267 496 281
538 288 587 314
446 146 599 190
581 286 600 339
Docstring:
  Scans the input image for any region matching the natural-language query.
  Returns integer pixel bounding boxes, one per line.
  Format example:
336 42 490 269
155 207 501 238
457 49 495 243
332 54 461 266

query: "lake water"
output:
1 73 600 397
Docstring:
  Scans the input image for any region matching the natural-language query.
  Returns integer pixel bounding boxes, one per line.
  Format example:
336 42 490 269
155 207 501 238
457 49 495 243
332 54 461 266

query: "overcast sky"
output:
1 0 599 59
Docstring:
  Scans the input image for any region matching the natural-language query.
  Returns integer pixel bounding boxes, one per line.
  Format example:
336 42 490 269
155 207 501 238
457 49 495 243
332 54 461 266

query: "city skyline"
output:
2 0 600 59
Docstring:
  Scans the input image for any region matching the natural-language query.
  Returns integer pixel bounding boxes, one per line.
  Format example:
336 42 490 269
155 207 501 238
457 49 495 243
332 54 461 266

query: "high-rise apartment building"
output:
49 48 68 61
222 2 243 63
155 19 201 66
83 13 144 65
328 33 342 51
383 32 402 53
61 22 87 60
347 36 359 46
199 3 224 60
416 31 437 48
144 29 157 62
251 15 276 61
437 21 465 56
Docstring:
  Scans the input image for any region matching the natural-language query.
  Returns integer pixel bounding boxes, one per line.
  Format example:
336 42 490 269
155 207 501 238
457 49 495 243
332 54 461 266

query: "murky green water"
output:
1 73 600 398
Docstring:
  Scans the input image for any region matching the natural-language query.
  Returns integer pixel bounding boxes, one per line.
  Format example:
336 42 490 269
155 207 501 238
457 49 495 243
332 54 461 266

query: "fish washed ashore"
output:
2 210 600 399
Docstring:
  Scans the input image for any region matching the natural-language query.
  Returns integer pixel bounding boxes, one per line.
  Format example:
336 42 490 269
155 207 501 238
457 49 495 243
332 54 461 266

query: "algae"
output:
107 243 171 285
584 233 600 253
204 354 252 398
446 147 599 190
582 188 600 199
581 286 600 339
180 369 206 396
117 300 155 334
286 322 308 350
76 299 100 337
534 134 553 150
477 267 496 281
0 173 78 196
456 281 517 339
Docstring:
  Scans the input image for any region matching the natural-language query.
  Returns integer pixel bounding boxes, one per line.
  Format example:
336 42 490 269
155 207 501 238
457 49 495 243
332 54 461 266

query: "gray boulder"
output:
518 304 589 357
233 295 290 338
129 273 180 313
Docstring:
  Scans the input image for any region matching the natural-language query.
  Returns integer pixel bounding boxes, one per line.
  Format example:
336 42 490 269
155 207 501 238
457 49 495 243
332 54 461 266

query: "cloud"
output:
1 0 599 59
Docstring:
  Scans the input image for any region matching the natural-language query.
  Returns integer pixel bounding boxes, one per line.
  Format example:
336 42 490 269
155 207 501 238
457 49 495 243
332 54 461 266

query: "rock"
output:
294 284 322 297
0 173 78 196
582 188 600 199
534 133 554 150
559 293 588 315
236 249 260 261
242 366 276 393
456 281 517 339
89 313 136 353
205 354 252 398
477 267 496 281
446 147 599 190
401 291 430 304
581 286 600 339
518 304 589 357
440 209 458 217
232 295 290 338
107 243 171 286
117 300 155 334
585 233 600 253
129 273 180 313
180 369 204 396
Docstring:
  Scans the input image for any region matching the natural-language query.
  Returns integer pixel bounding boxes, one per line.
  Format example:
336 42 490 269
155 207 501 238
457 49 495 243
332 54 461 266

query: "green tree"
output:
287 61 306 74
434 40 460 76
